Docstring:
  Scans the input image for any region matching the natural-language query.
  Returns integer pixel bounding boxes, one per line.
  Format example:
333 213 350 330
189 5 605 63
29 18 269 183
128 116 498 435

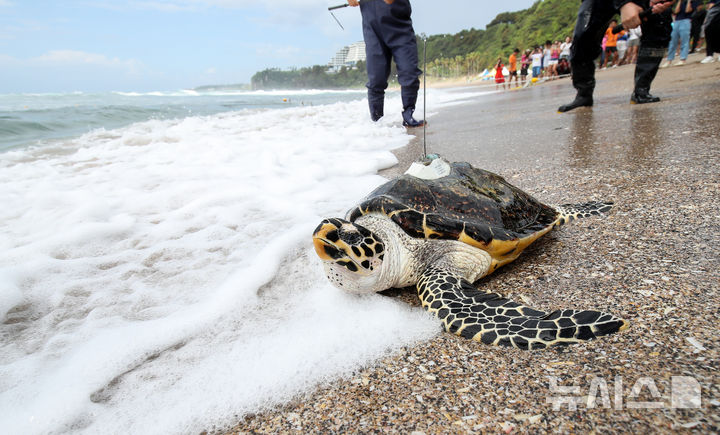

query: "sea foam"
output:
0 89 484 433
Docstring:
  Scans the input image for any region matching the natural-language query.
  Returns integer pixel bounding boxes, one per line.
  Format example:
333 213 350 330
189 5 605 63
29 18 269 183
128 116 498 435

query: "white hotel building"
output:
328 41 367 71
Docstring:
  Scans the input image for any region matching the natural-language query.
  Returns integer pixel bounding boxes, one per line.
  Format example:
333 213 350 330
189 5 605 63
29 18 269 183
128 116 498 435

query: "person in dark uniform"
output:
558 0 674 113
704 1 720 61
348 0 424 127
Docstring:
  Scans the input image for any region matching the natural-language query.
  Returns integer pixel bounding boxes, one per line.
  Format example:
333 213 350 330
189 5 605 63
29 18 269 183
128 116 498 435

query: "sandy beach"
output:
229 54 719 433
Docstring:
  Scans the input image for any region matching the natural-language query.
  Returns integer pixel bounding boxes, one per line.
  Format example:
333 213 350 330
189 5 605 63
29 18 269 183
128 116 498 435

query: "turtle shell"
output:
346 162 559 263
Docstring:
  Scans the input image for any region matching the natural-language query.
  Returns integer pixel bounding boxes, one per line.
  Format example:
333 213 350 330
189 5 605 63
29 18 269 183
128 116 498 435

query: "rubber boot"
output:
368 88 385 121
369 102 384 122
630 89 660 104
631 49 663 104
401 86 424 127
401 107 425 128
370 106 384 122
558 60 595 112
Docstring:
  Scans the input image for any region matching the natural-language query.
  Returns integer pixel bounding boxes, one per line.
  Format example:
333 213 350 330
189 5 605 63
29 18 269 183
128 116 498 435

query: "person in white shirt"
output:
530 47 543 78
560 36 572 60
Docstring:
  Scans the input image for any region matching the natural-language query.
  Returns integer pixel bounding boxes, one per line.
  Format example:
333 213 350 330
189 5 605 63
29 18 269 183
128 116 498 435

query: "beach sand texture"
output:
230 54 719 433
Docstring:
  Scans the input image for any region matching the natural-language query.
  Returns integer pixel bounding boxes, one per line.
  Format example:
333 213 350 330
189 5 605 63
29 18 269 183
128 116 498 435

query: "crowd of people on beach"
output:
492 0 719 91
493 36 589 90
493 37 575 89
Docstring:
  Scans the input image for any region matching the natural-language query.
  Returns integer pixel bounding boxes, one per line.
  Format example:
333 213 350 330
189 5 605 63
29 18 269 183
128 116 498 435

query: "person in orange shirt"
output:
507 48 519 87
602 20 625 68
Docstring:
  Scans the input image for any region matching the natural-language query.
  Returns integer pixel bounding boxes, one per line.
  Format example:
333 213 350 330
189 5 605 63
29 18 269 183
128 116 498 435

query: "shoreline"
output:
230 52 720 433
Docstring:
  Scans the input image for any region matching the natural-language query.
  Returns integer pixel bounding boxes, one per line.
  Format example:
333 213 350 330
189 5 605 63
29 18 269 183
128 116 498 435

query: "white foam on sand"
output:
0 91 470 434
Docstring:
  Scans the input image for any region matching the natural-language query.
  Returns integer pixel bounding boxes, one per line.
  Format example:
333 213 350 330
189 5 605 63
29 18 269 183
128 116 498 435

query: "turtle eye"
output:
338 226 363 245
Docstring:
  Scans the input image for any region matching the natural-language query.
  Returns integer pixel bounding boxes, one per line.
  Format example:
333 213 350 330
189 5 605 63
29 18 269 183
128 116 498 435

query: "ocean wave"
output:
110 88 368 98
0 87 483 433
0 93 452 434
0 88 376 152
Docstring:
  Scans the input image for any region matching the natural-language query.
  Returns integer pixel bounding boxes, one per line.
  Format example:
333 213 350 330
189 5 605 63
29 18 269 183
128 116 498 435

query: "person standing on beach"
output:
660 0 700 67
558 0 674 112
348 0 425 128
560 36 572 60
542 40 552 78
508 49 520 87
601 20 625 68
702 1 720 62
530 47 543 79
494 57 507 90
623 26 642 64
520 49 530 85
690 3 707 53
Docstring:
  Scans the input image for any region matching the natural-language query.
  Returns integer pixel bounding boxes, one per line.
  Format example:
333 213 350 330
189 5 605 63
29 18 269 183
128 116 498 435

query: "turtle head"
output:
312 218 386 293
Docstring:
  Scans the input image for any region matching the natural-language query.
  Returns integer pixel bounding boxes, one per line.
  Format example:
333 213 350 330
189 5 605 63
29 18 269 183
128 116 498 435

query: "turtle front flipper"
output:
417 267 628 350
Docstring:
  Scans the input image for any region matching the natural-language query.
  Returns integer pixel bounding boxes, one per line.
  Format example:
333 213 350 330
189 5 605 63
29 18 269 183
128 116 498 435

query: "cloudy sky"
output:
0 0 538 93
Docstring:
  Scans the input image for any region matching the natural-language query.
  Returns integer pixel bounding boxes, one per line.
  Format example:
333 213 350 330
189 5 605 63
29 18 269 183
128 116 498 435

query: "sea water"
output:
0 87 487 433
0 89 372 152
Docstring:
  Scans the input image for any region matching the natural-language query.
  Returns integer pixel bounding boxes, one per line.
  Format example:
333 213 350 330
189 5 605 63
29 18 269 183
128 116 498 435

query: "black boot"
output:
368 89 385 121
558 60 595 112
369 102 384 121
630 89 661 104
631 48 663 105
558 94 593 112
401 107 425 128
401 86 424 127
402 117 425 128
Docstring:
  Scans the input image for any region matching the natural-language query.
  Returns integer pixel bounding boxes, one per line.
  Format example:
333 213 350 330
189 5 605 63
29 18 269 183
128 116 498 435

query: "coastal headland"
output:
231 54 719 433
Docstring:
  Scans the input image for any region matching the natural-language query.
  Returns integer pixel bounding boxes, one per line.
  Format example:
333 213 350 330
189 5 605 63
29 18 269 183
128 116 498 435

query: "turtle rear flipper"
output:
417 267 627 350
556 201 613 225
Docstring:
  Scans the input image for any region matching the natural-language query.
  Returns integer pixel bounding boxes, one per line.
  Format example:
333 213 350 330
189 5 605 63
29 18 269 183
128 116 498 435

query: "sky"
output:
0 0 538 93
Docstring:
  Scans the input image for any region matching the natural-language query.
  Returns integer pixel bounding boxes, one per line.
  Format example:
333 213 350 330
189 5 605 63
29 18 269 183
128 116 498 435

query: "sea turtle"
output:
312 158 627 350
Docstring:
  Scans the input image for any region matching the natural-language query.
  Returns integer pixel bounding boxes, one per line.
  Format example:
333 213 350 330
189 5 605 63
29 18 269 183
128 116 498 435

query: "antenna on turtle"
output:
420 36 438 164
422 35 427 160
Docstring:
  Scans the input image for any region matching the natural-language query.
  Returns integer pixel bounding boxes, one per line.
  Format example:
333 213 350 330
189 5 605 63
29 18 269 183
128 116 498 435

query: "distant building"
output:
328 41 366 71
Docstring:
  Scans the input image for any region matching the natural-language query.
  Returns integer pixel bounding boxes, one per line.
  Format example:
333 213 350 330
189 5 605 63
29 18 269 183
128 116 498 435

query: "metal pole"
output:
422 36 427 159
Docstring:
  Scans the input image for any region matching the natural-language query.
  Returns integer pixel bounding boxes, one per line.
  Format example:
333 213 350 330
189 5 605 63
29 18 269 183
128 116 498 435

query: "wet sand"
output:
230 54 719 433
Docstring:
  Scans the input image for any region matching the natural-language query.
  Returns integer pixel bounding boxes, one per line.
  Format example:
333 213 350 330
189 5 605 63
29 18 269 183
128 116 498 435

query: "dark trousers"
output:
569 0 671 96
690 22 702 52
360 0 421 121
706 6 720 56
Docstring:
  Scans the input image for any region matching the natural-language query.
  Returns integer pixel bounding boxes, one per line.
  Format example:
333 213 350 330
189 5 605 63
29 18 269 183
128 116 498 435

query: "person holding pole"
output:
348 0 425 127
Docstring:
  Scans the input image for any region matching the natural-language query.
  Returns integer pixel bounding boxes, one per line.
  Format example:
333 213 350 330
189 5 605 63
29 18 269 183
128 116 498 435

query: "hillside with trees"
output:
251 0 580 90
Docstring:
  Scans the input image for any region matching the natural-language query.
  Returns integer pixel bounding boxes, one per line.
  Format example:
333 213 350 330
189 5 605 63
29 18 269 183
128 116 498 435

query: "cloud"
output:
151 0 324 9
253 43 302 60
35 50 142 72
86 0 333 32
128 0 197 12
1 50 155 92
89 0 326 14
0 50 143 75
